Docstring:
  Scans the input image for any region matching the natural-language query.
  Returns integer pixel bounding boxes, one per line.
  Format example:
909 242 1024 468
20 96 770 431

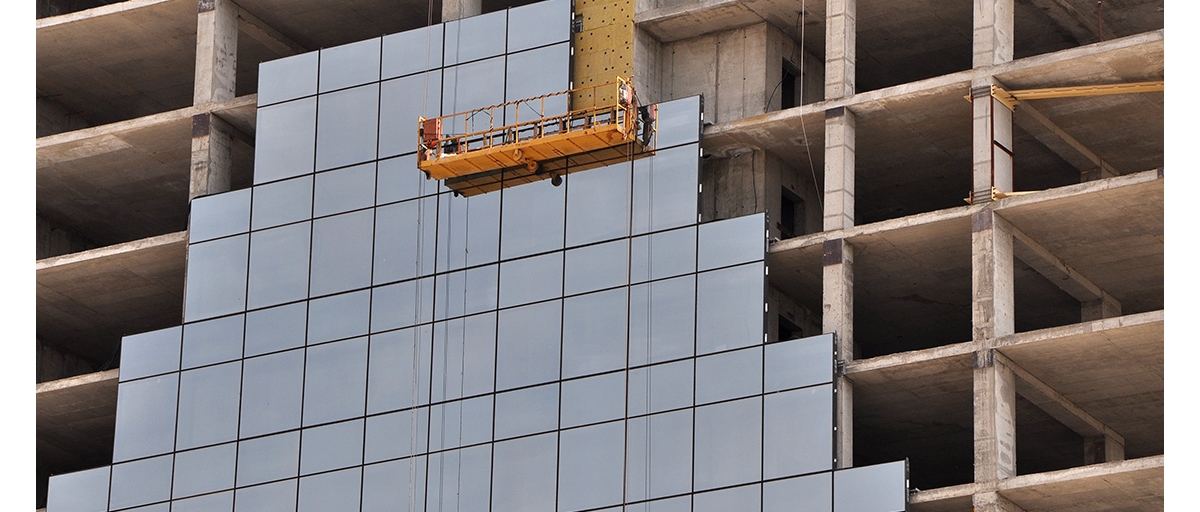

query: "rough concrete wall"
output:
36 338 98 383
37 212 96 260
768 284 821 342
772 150 824 237
36 96 93 138
633 27 664 104
700 149 766 222
661 23 770 124
764 23 825 110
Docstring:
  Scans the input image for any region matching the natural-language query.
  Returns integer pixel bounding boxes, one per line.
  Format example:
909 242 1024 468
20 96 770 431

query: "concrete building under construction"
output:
36 0 1164 510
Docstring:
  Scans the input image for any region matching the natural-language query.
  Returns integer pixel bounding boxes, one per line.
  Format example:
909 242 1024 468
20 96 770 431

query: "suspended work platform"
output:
417 77 656 197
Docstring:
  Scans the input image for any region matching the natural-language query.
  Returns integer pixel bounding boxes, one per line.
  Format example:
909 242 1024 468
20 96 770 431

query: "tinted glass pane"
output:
310 210 374 296
655 96 702 149
46 466 109 512
239 349 304 438
633 144 698 235
379 71 442 159
563 239 628 296
181 314 243 369
500 173 565 259
301 419 364 475
378 154 440 205
298 468 362 512
503 43 569 125
764 473 832 512
184 234 248 322
494 383 559 440
176 362 241 450
507 0 571 52
245 301 307 357
425 445 491 512
235 480 297 512
382 24 442 79
630 227 696 284
491 433 557 512
562 288 627 379
172 443 236 498
433 265 498 321
119 326 181 382
832 461 907 512
694 397 762 490
251 174 313 230
362 457 426 512
443 10 506 66
561 371 625 428
172 491 233 512
113 374 178 462
697 213 765 271
629 275 695 366
314 162 376 217
765 385 833 478
319 37 380 93
190 188 251 243
370 277 435 333
374 198 438 284
442 57 505 135
365 408 429 464
368 325 433 414
109 455 173 510
499 252 563 308
565 161 631 247
496 300 561 390
315 84 379 171
254 98 317 185
308 290 371 344
696 262 764 355
559 421 624 511
258 51 318 106
623 496 691 512
303 337 368 426
627 359 693 417
236 431 300 487
695 346 761 405
626 410 692 502
694 484 760 512
247 222 311 310
436 190 501 271
428 395 493 451
765 333 833 392
431 313 496 401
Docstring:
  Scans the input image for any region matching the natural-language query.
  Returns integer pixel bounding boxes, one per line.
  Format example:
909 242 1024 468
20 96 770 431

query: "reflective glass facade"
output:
46 1 905 510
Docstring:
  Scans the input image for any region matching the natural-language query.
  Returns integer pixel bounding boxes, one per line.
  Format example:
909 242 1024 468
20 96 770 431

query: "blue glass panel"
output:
443 10 506 66
694 397 762 491
119 326 180 382
364 408 428 464
319 37 380 93
696 262 764 355
236 431 300 487
109 454 173 510
495 300 561 390
46 467 108 512
382 24 442 79
695 346 762 405
176 361 241 450
254 98 316 185
310 209 375 296
367 325 433 414
491 433 557 512
313 162 376 217
697 213 765 271
507 0 571 52
300 419 365 475
112 374 178 462
764 471 832 512
558 421 624 511
765 385 833 478
172 443 236 498
362 457 426 512
302 336 368 426
190 188 251 243
235 479 297 512
239 349 304 438
181 314 243 369
247 222 311 310
251 174 312 231
765 333 833 392
258 51 318 106
297 468 362 512
315 83 379 171
370 277 435 333
184 234 248 322
832 461 908 512
244 302 307 357
308 290 371 344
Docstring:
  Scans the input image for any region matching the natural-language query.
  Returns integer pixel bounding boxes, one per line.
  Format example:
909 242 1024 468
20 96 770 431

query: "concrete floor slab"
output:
36 369 118 492
1000 455 1164 511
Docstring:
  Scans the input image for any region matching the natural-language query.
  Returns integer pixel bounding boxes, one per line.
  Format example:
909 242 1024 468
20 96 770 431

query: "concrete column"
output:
195 0 239 104
824 107 855 231
973 0 1014 68
973 491 1027 512
971 79 1014 203
974 350 1017 482
442 0 482 22
1081 296 1122 322
823 238 854 467
190 113 234 199
1084 435 1126 464
972 210 1014 341
825 0 856 99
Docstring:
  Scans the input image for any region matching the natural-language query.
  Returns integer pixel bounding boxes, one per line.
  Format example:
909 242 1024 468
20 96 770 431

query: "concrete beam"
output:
972 210 1014 341
236 4 306 56
973 0 1014 67
973 491 1027 512
195 0 239 105
994 212 1122 316
993 351 1125 458
825 0 854 99
1025 0 1099 45
190 112 235 199
1011 99 1120 180
974 349 1017 482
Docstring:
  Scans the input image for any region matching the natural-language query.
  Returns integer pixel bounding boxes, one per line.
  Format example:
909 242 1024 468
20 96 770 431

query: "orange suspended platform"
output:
417 78 656 196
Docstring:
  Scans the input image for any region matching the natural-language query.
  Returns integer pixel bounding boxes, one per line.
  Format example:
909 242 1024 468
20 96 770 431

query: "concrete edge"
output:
994 168 1162 209
992 310 1164 350
845 340 980 375
35 231 188 271
909 481 980 504
35 368 120 395
36 0 187 30
36 96 257 151
909 454 1164 505
703 30 1164 143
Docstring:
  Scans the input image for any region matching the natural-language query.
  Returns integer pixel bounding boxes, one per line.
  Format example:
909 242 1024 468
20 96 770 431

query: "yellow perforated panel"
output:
572 0 634 108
